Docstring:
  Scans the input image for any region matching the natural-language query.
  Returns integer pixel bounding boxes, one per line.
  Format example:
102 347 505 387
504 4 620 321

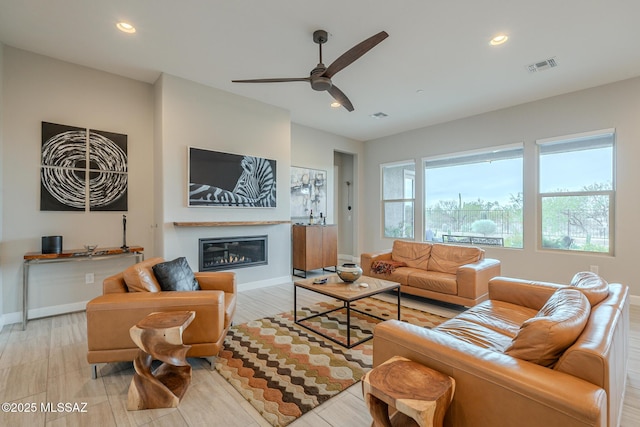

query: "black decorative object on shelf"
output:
121 214 129 252
42 235 63 254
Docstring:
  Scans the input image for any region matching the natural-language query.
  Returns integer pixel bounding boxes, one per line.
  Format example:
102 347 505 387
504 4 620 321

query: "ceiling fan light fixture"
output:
489 34 508 46
310 76 332 91
116 22 136 34
331 102 342 108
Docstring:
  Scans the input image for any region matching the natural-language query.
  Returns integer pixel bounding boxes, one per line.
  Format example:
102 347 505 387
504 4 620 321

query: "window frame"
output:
381 160 416 240
422 143 524 248
536 129 615 255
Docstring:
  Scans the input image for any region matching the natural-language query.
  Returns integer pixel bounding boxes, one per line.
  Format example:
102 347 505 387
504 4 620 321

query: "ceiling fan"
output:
232 29 389 112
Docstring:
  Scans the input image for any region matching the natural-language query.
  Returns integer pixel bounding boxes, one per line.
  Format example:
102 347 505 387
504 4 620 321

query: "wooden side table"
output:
362 356 455 427
127 311 195 410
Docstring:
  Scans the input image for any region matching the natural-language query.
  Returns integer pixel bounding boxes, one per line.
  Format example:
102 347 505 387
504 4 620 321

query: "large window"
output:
424 145 523 248
382 161 415 239
537 130 614 254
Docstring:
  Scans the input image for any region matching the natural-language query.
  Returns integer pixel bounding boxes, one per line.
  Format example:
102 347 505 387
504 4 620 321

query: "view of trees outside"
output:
539 137 613 253
424 154 523 248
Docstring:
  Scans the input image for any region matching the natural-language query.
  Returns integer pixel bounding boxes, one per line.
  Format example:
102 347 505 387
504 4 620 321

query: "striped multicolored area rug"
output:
215 297 448 426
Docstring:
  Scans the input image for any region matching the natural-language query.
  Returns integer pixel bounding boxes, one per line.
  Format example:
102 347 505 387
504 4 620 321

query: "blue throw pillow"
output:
152 257 200 291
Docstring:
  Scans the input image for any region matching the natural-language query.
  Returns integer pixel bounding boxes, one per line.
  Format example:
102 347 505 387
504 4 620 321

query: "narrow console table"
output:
22 245 144 330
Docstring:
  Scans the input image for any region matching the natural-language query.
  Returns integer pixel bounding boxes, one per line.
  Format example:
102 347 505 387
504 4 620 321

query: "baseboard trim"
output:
338 254 359 263
3 301 88 326
238 275 292 292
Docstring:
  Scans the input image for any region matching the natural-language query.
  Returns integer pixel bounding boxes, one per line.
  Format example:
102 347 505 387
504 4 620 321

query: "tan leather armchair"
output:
86 258 236 378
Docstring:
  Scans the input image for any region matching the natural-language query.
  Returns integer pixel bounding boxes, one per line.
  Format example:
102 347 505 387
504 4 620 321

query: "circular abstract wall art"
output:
40 122 128 211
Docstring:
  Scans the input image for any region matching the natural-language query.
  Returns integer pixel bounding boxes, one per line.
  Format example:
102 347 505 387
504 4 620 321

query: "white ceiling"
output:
1 0 640 141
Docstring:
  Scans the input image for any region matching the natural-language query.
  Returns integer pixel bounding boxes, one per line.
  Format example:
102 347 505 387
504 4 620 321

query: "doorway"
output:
334 151 356 261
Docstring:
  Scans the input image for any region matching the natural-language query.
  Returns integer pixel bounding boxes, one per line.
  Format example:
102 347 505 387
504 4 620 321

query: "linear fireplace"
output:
199 235 268 271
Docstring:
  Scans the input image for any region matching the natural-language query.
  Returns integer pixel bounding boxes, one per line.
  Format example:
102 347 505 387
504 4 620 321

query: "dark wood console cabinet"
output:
292 224 337 277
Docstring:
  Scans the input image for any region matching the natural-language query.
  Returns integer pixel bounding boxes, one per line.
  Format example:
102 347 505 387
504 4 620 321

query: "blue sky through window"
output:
539 147 613 192
425 158 523 206
425 147 610 206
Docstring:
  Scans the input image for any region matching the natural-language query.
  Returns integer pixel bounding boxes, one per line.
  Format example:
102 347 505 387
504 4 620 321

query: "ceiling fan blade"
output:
232 77 310 83
327 85 354 112
323 31 389 79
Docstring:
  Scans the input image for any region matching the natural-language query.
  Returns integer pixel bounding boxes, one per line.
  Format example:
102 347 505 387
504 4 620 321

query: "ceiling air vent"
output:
527 57 558 73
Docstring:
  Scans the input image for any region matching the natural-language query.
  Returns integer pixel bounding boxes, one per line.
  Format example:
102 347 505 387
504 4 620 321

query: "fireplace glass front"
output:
199 235 267 271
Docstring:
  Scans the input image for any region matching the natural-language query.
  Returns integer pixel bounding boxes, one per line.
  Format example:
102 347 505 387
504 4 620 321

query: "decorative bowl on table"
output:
336 263 363 282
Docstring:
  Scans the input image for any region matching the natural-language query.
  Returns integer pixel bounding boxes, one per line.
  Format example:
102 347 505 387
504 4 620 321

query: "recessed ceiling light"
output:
489 34 508 46
116 22 136 34
330 102 341 108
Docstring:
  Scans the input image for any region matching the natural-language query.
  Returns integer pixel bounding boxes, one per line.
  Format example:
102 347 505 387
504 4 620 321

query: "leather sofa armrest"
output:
103 272 127 294
488 276 565 310
373 320 606 427
360 250 392 275
195 271 236 294
456 258 501 300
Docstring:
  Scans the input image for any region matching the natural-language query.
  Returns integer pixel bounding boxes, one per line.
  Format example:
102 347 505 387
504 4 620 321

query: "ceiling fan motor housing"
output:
310 64 332 91
310 76 332 91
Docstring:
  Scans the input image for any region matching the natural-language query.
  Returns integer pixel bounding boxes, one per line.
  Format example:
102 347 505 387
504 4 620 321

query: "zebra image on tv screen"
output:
188 147 276 207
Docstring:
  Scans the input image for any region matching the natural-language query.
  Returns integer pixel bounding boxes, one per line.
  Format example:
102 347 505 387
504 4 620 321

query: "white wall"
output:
156 74 292 288
0 47 155 320
363 77 640 297
291 124 364 258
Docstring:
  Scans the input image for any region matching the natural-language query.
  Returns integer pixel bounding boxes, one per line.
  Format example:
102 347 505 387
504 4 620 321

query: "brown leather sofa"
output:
373 273 629 427
86 258 236 378
361 240 501 306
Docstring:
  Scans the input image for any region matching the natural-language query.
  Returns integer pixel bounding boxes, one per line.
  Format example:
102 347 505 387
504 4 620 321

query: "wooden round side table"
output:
127 311 195 410
362 355 455 427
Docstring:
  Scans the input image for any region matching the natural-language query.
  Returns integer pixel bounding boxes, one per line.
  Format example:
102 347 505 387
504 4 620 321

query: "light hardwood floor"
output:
0 281 638 426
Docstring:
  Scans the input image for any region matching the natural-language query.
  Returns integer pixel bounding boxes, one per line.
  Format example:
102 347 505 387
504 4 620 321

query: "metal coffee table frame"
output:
294 276 400 348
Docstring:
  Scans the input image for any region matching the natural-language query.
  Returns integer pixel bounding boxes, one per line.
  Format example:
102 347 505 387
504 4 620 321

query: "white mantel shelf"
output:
173 220 291 227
